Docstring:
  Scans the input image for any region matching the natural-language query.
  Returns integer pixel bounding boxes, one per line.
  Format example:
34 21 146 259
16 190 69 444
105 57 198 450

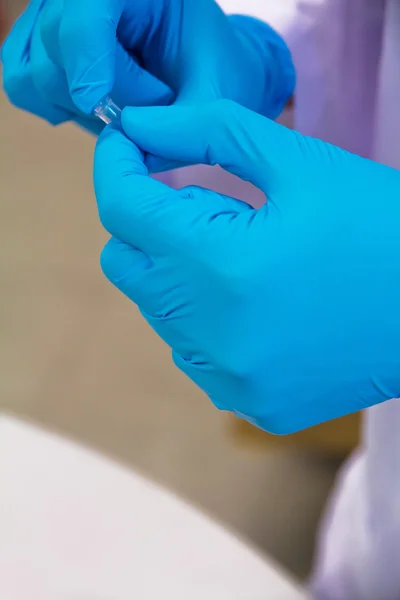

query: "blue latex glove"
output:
94 101 400 434
2 0 294 143
1 0 172 134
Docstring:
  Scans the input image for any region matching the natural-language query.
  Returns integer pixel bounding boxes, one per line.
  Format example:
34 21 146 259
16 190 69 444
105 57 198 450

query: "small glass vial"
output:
93 96 122 125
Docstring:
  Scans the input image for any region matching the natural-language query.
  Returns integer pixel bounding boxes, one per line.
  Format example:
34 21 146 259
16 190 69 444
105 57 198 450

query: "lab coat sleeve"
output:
310 400 400 600
219 0 385 158
311 4 400 596
218 0 333 136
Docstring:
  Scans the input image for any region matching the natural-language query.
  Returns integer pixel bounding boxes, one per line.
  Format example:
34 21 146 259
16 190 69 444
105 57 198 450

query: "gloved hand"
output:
1 0 172 134
94 100 400 434
2 0 294 142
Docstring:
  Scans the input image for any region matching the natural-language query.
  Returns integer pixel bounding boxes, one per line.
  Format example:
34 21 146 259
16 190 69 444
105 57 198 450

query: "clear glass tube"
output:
93 96 122 125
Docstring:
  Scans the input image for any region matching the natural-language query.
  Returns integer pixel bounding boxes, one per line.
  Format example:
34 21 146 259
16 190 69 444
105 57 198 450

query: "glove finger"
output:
31 19 82 113
101 238 215 360
95 127 184 256
36 0 64 66
101 237 154 303
58 0 170 114
122 101 301 198
1 0 70 124
101 237 177 321
39 0 174 113
32 27 172 135
59 0 179 112
110 45 174 110
57 0 124 113
95 126 252 257
30 20 105 135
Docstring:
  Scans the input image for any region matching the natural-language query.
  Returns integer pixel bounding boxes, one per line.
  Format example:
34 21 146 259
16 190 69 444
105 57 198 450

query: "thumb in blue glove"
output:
94 100 400 434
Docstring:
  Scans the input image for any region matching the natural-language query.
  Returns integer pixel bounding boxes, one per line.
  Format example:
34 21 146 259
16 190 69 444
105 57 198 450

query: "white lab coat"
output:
170 1 400 597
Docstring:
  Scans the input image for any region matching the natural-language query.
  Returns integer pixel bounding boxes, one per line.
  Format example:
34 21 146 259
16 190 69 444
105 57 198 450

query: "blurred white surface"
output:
0 415 308 600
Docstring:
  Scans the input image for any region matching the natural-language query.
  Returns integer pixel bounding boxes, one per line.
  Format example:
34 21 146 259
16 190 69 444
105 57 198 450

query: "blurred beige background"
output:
1 0 339 580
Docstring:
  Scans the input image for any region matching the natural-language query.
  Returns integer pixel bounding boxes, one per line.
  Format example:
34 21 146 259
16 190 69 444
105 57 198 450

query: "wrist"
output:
229 15 296 119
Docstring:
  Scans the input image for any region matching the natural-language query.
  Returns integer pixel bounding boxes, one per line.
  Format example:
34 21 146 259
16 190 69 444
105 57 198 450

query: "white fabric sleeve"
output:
218 0 331 135
310 400 400 600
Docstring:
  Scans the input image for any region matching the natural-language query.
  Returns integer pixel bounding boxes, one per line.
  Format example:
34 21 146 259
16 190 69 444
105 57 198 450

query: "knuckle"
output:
199 100 237 165
2 69 22 107
96 187 127 236
2 58 67 125
2 44 23 107
98 200 117 234
100 239 119 279
202 99 242 166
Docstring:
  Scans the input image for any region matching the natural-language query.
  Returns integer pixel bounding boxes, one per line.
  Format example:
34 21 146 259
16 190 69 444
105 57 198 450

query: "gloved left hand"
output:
2 0 294 145
1 0 173 134
94 101 400 434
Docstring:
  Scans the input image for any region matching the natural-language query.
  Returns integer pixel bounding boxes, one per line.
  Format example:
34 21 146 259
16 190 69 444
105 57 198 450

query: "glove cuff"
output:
229 15 296 120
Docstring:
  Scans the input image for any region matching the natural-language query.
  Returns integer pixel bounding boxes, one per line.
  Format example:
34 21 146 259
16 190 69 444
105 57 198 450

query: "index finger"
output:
59 0 125 113
94 127 207 256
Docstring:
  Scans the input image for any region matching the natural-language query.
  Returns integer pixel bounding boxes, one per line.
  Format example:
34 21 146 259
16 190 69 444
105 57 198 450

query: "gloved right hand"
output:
94 100 400 434
2 0 294 142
